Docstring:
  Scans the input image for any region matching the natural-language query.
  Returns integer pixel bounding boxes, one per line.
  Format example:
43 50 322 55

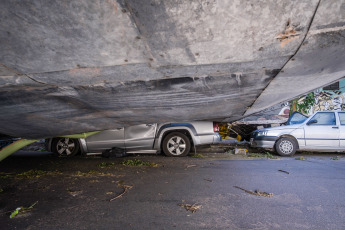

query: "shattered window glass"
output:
286 112 308 125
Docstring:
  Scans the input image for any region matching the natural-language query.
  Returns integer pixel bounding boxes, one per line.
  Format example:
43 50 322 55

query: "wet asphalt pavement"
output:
1 150 345 230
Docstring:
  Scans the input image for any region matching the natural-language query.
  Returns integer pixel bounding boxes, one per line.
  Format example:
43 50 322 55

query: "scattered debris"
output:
115 180 125 186
16 170 62 179
72 170 114 177
331 156 339 161
278 170 290 174
186 164 197 168
204 178 213 182
10 201 38 218
67 188 83 197
225 149 235 154
109 185 133 201
234 186 273 198
179 203 202 213
295 156 306 161
192 154 205 158
234 148 248 155
97 162 115 168
0 172 12 179
121 159 158 167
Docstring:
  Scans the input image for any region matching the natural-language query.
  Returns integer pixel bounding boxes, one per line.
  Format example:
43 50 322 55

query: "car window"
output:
286 112 308 125
309 112 336 125
339 113 345 125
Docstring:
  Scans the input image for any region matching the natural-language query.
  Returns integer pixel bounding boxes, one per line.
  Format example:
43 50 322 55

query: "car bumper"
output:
195 133 222 146
250 136 277 149
213 133 222 143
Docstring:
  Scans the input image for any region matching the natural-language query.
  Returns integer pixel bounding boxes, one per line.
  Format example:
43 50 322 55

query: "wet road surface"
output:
1 151 345 229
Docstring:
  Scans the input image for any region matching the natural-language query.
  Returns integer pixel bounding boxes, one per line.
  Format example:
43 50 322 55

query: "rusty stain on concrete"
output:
276 20 301 48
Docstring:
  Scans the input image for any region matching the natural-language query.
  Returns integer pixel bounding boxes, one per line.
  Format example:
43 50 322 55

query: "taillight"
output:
213 122 219 132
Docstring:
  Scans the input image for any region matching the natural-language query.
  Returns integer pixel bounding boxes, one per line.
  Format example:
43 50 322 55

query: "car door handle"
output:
332 126 339 129
146 124 154 127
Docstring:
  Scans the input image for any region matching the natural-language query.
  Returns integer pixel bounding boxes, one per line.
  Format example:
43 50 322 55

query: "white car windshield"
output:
286 112 308 125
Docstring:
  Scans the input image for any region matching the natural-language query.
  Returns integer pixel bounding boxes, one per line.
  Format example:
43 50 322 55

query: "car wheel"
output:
52 138 80 157
162 132 191 157
275 137 297 156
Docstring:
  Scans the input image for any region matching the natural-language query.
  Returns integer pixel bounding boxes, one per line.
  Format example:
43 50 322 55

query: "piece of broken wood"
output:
234 186 273 198
186 164 197 168
109 185 133 201
278 170 290 174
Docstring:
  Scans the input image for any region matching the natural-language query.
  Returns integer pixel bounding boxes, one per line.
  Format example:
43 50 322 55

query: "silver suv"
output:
46 122 221 157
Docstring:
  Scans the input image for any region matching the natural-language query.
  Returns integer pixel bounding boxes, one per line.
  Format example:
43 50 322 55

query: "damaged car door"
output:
85 128 125 152
124 124 157 153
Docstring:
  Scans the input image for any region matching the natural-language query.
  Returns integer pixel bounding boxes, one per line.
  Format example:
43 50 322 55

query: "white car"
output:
250 111 345 156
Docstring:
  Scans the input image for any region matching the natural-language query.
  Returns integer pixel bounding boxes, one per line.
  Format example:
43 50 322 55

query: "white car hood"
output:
259 123 304 132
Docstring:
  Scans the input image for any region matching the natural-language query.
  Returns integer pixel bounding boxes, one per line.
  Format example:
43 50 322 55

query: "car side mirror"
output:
307 119 317 125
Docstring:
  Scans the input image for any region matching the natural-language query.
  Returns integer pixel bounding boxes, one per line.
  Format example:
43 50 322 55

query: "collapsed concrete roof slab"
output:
245 0 345 116
0 0 344 139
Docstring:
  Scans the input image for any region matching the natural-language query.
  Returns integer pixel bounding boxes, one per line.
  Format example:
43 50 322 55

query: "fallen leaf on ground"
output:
67 189 83 197
10 201 38 218
179 203 202 213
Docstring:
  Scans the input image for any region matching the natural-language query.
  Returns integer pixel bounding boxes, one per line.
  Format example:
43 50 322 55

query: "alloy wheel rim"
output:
279 140 293 154
57 138 75 155
167 136 186 156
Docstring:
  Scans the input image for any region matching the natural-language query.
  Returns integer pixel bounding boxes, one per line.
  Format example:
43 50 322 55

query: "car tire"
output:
162 132 191 157
52 138 80 157
275 137 297 156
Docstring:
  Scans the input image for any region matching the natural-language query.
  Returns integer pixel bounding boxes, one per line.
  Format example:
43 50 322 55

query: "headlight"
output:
257 131 268 136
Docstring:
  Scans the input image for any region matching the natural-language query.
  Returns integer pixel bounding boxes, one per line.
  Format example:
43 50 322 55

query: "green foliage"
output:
0 173 11 179
290 92 315 115
295 156 305 160
121 159 158 167
10 201 38 218
73 170 113 177
248 152 278 159
17 170 48 178
97 162 115 168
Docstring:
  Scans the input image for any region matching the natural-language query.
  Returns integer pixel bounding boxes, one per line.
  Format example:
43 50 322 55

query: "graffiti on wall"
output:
278 84 345 116
241 80 345 123
312 90 345 113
